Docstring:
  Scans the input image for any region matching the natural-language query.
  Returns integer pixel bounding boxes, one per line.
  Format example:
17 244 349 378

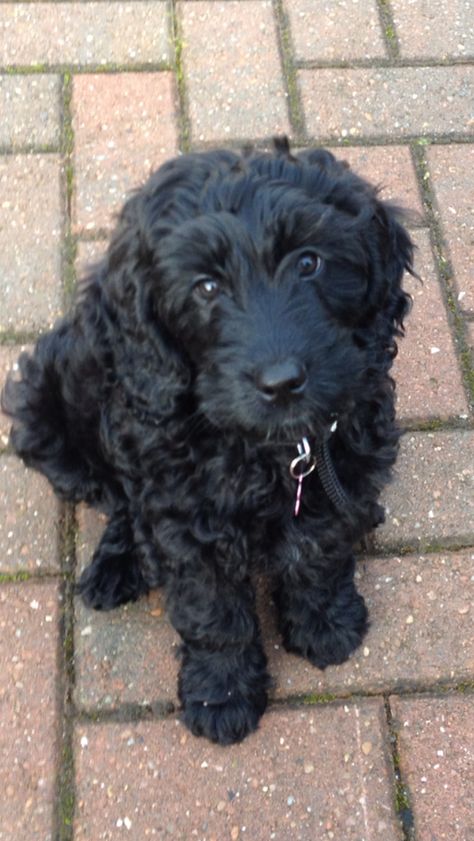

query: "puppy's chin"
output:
200 400 330 446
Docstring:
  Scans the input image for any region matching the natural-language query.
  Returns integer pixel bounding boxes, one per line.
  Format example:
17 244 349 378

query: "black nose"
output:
256 359 308 403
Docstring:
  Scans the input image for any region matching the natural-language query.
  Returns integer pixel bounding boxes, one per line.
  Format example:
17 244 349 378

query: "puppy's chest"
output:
197 443 314 519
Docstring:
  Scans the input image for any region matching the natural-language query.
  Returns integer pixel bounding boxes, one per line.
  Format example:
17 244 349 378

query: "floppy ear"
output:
79 180 193 411
370 199 415 335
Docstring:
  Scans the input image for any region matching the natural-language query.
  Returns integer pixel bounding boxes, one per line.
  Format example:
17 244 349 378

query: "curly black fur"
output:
2 138 413 744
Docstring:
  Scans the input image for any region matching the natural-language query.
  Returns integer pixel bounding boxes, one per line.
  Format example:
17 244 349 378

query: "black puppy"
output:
2 138 413 744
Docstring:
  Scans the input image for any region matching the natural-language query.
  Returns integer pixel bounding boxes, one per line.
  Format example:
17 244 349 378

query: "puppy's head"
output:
107 139 413 440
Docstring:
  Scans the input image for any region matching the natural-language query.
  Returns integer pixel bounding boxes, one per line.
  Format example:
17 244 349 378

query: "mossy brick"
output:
391 695 474 841
74 699 402 840
299 66 474 141
394 229 469 421
0 580 60 840
0 2 170 66
427 144 474 315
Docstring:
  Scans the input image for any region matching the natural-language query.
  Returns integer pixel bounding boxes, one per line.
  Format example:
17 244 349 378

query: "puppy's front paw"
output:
181 693 266 746
279 586 369 670
78 552 148 610
178 644 269 744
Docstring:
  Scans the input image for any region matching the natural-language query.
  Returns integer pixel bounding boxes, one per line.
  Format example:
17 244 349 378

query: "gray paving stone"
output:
392 0 474 59
376 430 474 551
179 0 290 142
0 75 60 149
0 2 170 66
286 0 386 62
299 66 474 140
0 154 62 332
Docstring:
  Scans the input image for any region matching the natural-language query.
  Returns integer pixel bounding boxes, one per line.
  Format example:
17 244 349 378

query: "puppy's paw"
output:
77 553 149 610
181 692 267 745
280 587 369 670
178 644 269 744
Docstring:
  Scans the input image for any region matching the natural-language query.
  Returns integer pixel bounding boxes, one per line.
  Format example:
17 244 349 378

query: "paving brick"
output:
179 1 290 142
299 66 474 140
74 592 179 711
0 456 60 573
392 0 474 59
286 0 386 62
468 322 474 355
394 229 469 421
391 695 474 841
376 430 474 551
75 505 179 711
75 241 108 283
0 154 62 332
75 506 474 707
74 699 402 840
0 75 60 149
72 73 178 234
333 145 424 219
264 551 474 699
0 2 170 66
427 144 474 315
0 345 32 447
0 580 60 841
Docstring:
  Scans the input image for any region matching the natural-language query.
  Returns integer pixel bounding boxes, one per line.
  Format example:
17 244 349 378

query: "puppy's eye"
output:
297 251 323 279
193 275 220 302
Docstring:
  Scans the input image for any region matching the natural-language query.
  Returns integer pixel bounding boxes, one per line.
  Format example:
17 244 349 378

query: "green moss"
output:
0 329 40 346
172 28 191 151
0 571 33 583
302 692 337 705
410 418 445 432
57 739 75 840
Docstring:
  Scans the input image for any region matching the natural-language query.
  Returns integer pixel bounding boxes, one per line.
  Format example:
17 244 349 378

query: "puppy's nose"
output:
256 359 308 402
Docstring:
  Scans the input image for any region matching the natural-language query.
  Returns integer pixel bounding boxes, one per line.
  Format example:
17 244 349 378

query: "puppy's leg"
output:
275 551 368 669
78 510 149 610
167 567 269 745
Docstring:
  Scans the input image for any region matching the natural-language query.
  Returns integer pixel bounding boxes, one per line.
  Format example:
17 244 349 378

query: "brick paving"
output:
0 2 473 840
0 580 61 840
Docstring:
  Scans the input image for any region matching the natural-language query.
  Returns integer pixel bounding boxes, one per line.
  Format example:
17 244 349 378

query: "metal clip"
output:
289 436 316 479
290 437 316 517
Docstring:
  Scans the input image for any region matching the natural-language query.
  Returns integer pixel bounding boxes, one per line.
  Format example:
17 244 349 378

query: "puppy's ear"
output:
87 183 191 403
371 200 415 333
